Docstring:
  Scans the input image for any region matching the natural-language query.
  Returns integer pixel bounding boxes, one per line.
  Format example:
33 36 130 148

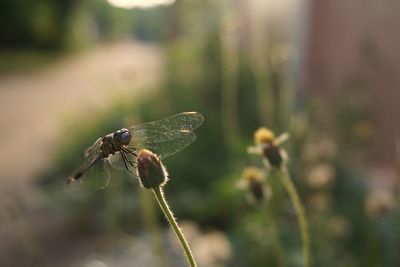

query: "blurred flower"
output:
302 136 337 163
365 189 394 218
168 221 201 253
168 222 232 267
174 221 202 243
193 231 232 267
107 0 175 9
237 166 271 204
270 44 294 71
82 259 108 267
306 164 335 190
254 127 276 144
327 216 351 239
352 120 374 141
308 192 331 213
250 128 311 267
248 127 289 169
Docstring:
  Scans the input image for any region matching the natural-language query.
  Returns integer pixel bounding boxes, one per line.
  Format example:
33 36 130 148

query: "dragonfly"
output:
67 112 204 193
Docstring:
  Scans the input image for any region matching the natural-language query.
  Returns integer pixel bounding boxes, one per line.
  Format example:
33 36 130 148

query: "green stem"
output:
278 166 311 267
260 203 286 267
220 12 240 149
152 186 197 267
140 189 170 267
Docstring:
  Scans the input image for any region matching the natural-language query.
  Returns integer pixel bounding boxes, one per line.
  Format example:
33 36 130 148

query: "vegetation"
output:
2 1 400 267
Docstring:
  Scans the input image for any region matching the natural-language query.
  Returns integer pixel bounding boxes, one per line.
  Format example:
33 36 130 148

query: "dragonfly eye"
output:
114 128 132 145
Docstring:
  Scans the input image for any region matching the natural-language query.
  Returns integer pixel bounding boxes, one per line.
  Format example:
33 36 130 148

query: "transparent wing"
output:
68 139 110 193
68 158 110 194
127 112 204 159
84 138 102 157
120 178 141 235
108 151 138 177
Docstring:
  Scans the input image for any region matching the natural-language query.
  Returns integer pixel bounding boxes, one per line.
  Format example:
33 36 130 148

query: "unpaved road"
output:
0 41 163 189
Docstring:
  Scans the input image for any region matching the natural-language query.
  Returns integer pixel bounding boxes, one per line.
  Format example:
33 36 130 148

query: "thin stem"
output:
139 189 170 267
152 186 197 267
278 166 310 267
259 203 286 267
220 11 240 149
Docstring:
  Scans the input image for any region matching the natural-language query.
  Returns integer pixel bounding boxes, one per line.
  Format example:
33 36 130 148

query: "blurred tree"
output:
0 0 80 49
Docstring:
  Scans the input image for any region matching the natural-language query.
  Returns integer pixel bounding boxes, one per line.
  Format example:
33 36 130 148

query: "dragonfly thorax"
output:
113 128 132 146
99 129 132 158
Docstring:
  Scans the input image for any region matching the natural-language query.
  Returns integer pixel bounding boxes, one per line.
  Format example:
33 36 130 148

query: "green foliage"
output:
32 1 400 266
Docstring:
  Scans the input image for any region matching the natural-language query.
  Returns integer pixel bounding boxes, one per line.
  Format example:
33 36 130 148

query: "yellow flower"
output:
237 166 271 204
242 166 264 183
254 127 275 144
249 127 289 169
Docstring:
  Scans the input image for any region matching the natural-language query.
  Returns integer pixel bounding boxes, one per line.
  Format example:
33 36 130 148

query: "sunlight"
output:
107 0 175 9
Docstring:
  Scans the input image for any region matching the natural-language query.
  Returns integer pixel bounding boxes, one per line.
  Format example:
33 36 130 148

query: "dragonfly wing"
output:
108 151 138 177
68 139 102 183
128 112 204 159
68 139 110 193
68 158 110 193
84 138 102 157
130 131 196 159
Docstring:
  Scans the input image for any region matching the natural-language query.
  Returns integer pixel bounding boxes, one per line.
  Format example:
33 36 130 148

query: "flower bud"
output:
137 149 168 189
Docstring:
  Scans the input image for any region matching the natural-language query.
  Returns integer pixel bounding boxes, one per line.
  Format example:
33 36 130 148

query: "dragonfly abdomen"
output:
67 156 102 184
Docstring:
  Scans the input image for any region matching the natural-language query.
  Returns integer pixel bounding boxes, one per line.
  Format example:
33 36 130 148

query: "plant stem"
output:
140 189 170 267
152 186 197 267
278 166 310 267
260 203 286 267
220 10 240 149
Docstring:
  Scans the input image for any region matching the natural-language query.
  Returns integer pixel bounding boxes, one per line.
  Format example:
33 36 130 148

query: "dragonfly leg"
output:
121 151 135 175
122 146 138 157
124 151 137 168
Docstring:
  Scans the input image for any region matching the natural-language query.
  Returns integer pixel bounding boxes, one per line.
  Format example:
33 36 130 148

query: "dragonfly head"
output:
113 128 132 146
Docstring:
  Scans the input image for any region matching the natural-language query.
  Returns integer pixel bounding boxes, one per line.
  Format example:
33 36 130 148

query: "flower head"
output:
249 127 289 169
137 149 169 189
365 189 394 219
254 127 275 144
237 166 271 204
306 164 335 190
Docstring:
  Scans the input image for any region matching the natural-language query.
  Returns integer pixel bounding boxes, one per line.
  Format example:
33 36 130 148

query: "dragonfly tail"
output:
67 156 101 184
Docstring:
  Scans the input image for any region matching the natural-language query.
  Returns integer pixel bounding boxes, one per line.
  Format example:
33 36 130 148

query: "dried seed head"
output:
239 167 270 204
137 149 168 189
254 127 275 145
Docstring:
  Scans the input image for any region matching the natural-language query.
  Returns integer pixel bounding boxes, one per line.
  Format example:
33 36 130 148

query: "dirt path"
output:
0 41 164 189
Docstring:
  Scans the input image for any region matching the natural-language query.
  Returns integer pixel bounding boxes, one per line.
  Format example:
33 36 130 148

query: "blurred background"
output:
1 0 400 266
